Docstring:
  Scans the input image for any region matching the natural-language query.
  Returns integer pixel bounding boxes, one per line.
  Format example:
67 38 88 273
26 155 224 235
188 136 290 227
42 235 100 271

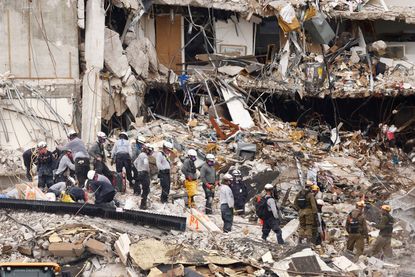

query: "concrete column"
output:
81 0 105 143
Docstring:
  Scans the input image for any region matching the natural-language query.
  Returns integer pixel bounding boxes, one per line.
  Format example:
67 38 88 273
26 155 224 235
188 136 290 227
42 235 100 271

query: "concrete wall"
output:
385 42 415 63
215 17 254 56
0 0 79 79
384 0 413 7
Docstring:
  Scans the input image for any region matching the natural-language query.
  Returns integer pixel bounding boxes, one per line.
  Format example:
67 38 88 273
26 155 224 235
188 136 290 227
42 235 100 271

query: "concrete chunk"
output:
85 239 109 257
115 233 131 265
49 242 82 257
104 28 129 78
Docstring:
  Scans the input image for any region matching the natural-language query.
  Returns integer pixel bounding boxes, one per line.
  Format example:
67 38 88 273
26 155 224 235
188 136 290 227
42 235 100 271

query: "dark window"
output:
255 17 280 56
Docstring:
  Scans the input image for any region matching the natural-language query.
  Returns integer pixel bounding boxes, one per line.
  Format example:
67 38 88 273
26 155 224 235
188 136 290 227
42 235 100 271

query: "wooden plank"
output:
155 15 182 73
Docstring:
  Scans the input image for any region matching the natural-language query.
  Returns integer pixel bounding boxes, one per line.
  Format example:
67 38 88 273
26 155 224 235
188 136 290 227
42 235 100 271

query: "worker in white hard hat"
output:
54 147 75 183
36 141 54 189
131 135 147 188
111 131 133 186
231 169 248 215
200 153 218 214
261 184 284 244
181 149 198 208
86 170 116 205
64 129 90 187
88 131 112 181
133 144 153 209
219 173 234 232
154 141 174 203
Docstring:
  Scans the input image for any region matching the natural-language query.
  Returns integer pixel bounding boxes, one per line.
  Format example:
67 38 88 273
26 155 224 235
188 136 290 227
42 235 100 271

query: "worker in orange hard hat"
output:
366 205 394 258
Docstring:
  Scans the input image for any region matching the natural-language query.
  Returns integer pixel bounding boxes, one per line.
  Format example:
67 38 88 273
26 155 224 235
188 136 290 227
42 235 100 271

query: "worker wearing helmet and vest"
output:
367 205 394 258
36 141 54 189
231 169 248 215
64 130 90 187
181 149 198 208
111 132 133 187
294 181 319 244
155 141 174 203
134 144 154 209
200 153 218 214
219 173 234 233
88 132 112 181
346 201 369 258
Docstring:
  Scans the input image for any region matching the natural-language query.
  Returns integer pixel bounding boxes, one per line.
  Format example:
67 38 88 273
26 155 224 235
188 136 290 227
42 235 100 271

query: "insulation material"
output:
220 86 254 129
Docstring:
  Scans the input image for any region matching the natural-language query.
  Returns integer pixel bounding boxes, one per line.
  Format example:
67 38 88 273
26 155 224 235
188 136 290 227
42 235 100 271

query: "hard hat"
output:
206 154 215 160
136 135 146 144
146 144 154 152
187 149 197 157
356 201 365 207
311 185 320 191
119 131 128 138
37 141 47 148
381 205 391 212
97 131 107 139
87 170 96 180
223 173 233 180
264 183 273 190
67 129 77 136
317 199 325 206
163 141 173 150
232 169 242 177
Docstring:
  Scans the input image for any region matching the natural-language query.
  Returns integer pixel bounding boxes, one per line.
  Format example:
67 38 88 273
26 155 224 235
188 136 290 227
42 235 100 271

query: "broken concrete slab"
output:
281 218 299 241
130 239 171 270
262 251 274 263
126 39 149 78
85 239 109 257
220 86 254 129
332 256 362 272
114 233 131 265
104 28 130 78
49 242 83 257
17 245 33 256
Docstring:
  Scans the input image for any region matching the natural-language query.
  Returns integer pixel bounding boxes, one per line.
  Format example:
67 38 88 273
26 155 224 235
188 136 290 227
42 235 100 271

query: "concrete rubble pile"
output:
0 149 24 176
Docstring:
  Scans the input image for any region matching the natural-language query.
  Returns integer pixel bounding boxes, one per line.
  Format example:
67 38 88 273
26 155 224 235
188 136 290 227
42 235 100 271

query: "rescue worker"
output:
86 177 116 206
294 181 319 244
181 149 198 208
262 184 285 244
200 154 218 214
219 173 234 233
64 130 90 187
22 147 37 181
131 135 146 189
36 141 54 189
87 170 112 186
111 132 133 186
89 132 112 181
54 148 75 183
315 199 327 245
367 205 394 258
345 201 368 258
134 144 153 209
155 141 173 203
231 169 248 215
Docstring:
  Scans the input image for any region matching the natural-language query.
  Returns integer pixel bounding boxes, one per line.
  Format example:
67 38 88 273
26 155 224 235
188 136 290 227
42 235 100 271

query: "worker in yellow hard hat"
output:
345 201 369 259
366 205 394 258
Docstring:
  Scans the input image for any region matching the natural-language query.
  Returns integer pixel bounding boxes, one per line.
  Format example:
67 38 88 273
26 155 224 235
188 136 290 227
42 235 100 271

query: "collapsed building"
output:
0 0 415 276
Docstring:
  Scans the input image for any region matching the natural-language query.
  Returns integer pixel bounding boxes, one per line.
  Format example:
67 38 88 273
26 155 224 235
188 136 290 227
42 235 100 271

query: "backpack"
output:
296 190 309 209
255 195 272 219
348 213 360 234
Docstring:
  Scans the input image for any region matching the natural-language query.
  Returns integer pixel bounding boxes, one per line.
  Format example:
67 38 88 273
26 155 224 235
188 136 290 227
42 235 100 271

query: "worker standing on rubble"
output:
54 148 75 183
36 141 54 189
345 201 369 258
64 130 90 187
89 132 112 181
367 205 394 258
111 132 133 186
260 184 285 244
155 141 173 203
200 154 218 214
231 169 248 215
181 149 198 208
294 181 319 244
219 173 234 233
22 146 38 181
131 136 147 189
134 145 153 209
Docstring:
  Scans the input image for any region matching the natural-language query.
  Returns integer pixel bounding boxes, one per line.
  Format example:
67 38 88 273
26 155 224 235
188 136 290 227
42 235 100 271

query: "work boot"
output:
140 198 147 210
